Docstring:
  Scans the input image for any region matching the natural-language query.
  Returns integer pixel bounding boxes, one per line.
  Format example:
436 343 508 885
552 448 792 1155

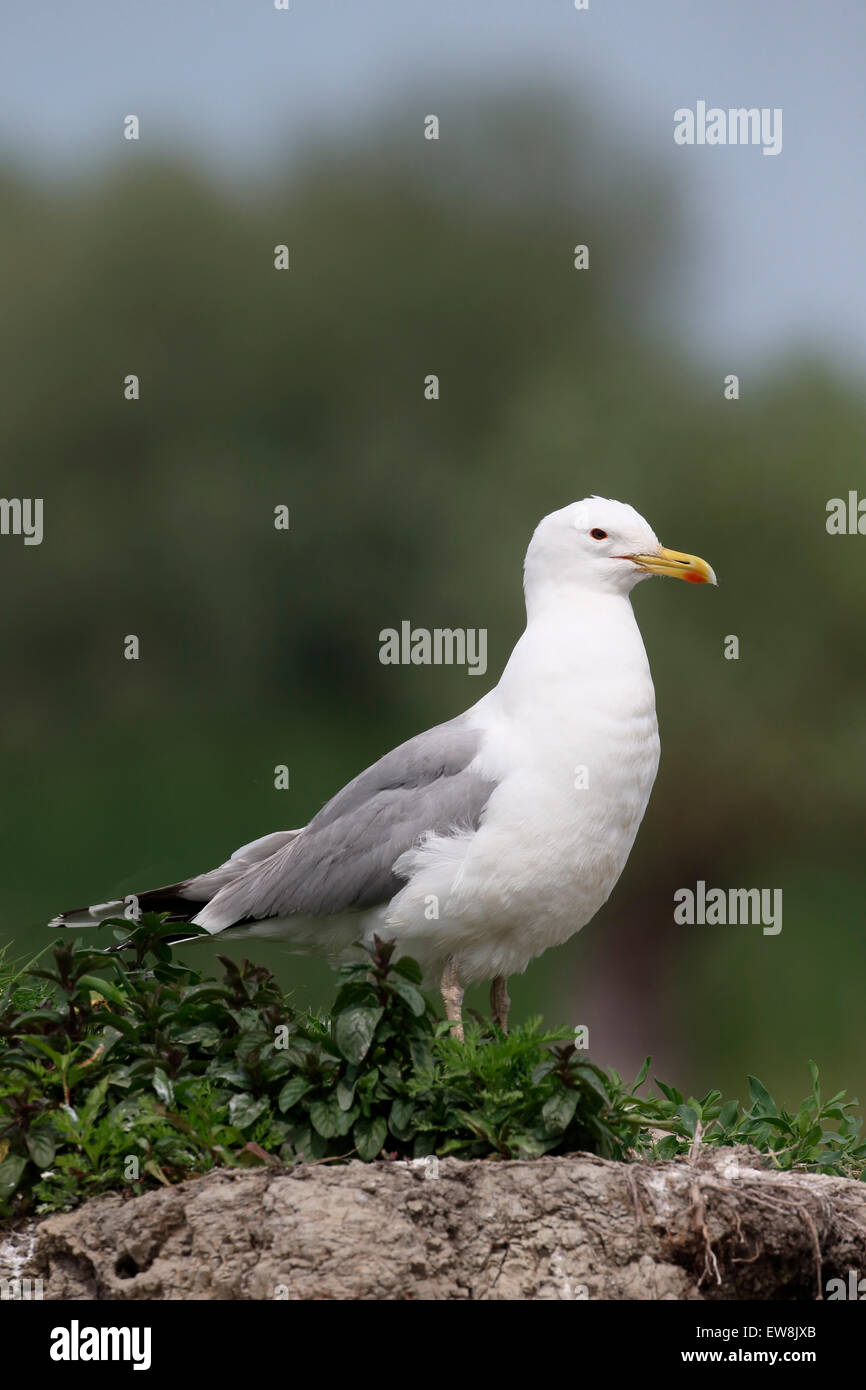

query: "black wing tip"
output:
48 909 84 929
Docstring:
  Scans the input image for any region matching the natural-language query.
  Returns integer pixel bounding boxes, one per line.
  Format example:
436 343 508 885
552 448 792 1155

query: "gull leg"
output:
490 975 511 1034
440 956 464 1042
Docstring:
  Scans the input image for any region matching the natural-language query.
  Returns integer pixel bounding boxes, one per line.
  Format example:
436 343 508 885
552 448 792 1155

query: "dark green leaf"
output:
334 1005 383 1064
26 1128 57 1169
0 1154 28 1200
387 975 426 1017
747 1075 778 1116
542 1089 579 1134
152 1068 174 1105
354 1114 387 1160
228 1093 269 1129
277 1075 312 1112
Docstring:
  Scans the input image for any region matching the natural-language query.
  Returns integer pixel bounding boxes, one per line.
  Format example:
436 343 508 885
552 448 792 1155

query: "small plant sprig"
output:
622 1062 866 1174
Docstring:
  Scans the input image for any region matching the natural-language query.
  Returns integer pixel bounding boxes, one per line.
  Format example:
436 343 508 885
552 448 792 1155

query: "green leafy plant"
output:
628 1063 866 1173
1 916 863 1219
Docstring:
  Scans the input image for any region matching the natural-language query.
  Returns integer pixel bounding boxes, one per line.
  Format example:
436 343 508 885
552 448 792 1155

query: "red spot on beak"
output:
684 571 706 584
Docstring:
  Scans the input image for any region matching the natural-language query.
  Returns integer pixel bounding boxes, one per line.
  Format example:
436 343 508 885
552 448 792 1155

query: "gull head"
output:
524 497 717 603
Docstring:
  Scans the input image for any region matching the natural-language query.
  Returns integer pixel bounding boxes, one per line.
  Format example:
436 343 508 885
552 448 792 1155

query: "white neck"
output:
495 588 654 720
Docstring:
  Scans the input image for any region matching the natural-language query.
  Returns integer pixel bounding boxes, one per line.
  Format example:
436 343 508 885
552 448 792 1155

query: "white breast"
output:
382 593 661 984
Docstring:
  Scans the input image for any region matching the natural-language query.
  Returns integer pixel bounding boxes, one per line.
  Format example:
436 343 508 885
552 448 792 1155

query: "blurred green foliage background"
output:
1 92 864 1109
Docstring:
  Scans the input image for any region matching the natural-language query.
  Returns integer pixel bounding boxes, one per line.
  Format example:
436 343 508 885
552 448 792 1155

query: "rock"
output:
3 1147 865 1300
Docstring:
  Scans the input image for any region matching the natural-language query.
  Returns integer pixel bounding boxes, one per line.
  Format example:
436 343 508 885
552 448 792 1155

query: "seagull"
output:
50 498 716 1039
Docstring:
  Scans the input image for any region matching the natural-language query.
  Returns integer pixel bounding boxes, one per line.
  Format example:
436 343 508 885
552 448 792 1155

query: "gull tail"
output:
48 829 303 937
48 885 201 931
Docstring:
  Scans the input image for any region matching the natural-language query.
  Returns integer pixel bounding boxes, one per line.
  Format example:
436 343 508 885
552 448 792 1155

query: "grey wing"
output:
180 830 303 901
193 715 496 932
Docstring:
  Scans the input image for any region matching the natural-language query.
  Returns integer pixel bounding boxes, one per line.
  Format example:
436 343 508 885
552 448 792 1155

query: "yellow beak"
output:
627 545 717 586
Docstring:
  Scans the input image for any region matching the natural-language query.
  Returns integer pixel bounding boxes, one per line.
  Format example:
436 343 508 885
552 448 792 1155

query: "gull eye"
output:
590 528 608 540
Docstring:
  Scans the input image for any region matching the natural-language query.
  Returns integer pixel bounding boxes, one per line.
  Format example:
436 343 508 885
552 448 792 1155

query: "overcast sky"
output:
2 0 864 372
